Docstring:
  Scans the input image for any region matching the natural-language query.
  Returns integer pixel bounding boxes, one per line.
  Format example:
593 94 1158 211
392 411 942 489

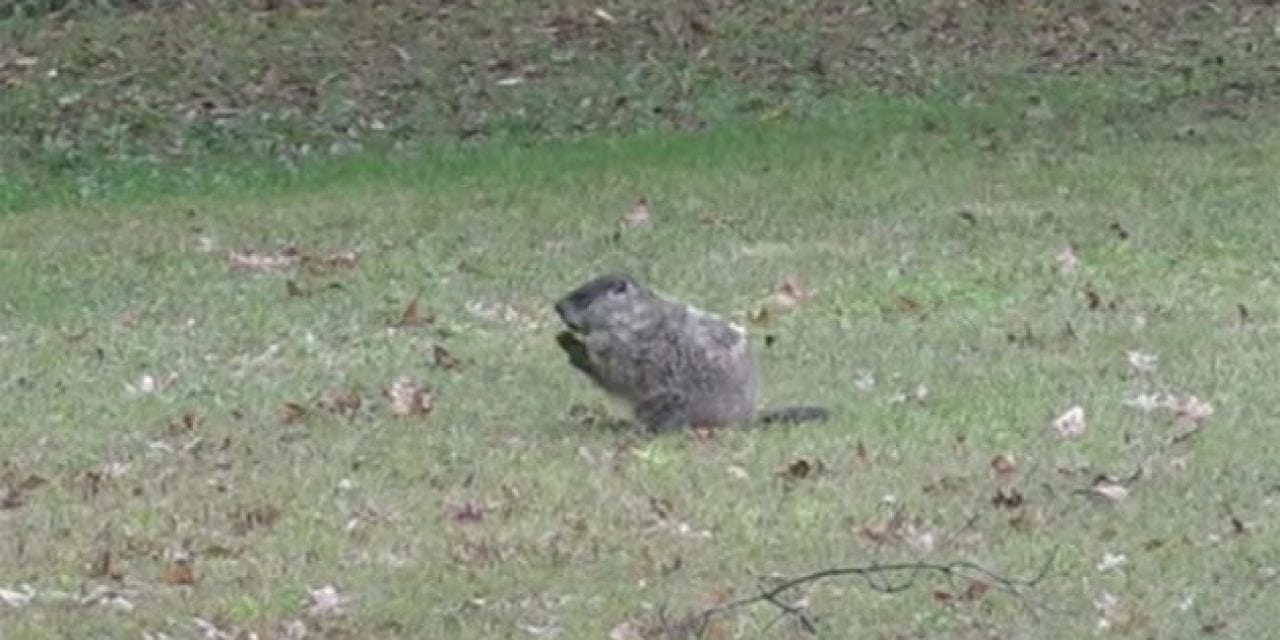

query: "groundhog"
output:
553 272 830 433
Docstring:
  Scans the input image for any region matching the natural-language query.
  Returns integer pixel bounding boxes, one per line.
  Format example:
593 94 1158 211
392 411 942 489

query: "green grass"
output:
2 84 1279 638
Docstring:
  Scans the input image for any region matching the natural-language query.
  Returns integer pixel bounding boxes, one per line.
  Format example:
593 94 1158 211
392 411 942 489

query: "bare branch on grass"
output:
662 548 1058 638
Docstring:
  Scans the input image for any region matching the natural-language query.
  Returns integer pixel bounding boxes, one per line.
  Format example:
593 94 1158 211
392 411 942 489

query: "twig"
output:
686 548 1058 637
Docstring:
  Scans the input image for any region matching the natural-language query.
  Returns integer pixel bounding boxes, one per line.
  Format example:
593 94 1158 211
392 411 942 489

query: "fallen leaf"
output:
991 488 1024 510
86 548 120 579
228 246 302 272
777 458 824 480
1172 395 1214 424
312 250 358 271
318 388 362 417
432 344 461 370
990 453 1017 483
1122 392 1168 413
126 371 178 395
1052 405 1087 438
279 402 308 424
621 198 652 228
384 377 434 417
1 489 25 510
230 504 282 535
306 585 348 617
160 560 195 586
773 277 813 310
1085 481 1130 504
962 580 990 601
1126 350 1158 374
394 297 433 327
0 585 36 608
1096 552 1128 572
446 500 487 523
1055 245 1080 275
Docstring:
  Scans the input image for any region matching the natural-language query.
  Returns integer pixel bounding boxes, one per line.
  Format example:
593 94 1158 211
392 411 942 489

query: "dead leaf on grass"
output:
279 402 308 424
1126 350 1158 374
306 585 349 617
446 500 487 523
393 297 433 328
772 277 813 310
1051 405 1086 438
86 547 122 580
384 377 433 417
318 388 363 418
126 371 178 395
1172 394 1214 424
1084 480 1130 504
621 197 652 228
230 504 282 535
1096 552 1128 573
1055 245 1080 275
160 559 195 586
309 250 358 272
432 344 461 370
990 453 1017 483
777 457 824 481
228 246 302 272
0 585 36 608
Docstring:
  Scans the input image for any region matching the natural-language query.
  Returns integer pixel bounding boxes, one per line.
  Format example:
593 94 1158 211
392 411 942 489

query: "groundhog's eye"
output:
610 279 629 295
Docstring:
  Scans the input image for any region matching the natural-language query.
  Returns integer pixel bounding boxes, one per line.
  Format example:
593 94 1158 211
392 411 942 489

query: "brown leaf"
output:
1008 505 1044 531
990 453 1017 483
318 388 362 418
432 344 461 370
394 297 434 327
86 548 121 580
773 277 813 310
621 197 652 228
894 294 923 315
385 377 434 417
777 458 824 480
279 402 308 424
991 488 1024 510
446 500 487 523
230 504 282 535
854 440 868 463
168 410 203 436
160 559 195 586
962 580 991 601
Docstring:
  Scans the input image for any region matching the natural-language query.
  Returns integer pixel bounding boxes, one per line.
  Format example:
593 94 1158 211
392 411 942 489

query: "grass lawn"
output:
3 93 1278 637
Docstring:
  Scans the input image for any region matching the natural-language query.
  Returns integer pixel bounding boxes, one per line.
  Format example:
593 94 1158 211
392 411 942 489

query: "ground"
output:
1 2 1279 639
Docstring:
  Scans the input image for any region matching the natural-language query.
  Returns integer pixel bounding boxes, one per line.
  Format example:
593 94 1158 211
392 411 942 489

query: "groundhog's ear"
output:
610 279 630 294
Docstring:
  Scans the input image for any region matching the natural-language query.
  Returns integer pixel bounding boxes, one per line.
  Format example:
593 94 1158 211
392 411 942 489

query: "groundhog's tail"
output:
757 405 831 425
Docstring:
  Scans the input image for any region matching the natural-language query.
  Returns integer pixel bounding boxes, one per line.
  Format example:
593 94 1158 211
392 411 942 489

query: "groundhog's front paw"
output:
556 330 584 352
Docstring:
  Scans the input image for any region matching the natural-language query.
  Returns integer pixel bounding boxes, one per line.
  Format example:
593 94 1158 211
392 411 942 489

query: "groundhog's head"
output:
554 272 646 333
